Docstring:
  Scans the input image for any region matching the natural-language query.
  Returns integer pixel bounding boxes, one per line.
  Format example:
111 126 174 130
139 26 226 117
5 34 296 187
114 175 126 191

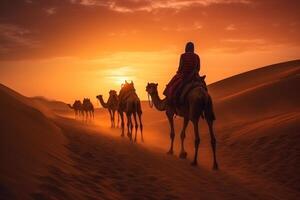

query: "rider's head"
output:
185 42 194 53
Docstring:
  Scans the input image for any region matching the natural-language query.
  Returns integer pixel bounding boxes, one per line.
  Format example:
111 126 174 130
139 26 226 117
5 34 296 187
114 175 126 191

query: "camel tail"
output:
205 95 216 121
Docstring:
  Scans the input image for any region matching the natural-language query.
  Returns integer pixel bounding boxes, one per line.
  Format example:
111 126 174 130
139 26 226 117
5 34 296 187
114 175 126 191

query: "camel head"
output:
199 75 208 91
146 82 158 95
83 98 90 104
109 90 117 97
72 100 77 106
72 100 82 109
96 95 103 100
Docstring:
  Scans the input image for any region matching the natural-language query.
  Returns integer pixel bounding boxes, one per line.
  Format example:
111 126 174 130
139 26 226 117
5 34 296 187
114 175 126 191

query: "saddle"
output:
118 90 139 110
178 76 207 104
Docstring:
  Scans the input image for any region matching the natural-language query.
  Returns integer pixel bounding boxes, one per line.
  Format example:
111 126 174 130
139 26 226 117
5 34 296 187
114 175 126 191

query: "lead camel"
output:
146 79 218 169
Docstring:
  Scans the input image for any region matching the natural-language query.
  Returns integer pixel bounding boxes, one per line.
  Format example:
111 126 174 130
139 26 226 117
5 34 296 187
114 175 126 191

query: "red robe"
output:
164 52 200 98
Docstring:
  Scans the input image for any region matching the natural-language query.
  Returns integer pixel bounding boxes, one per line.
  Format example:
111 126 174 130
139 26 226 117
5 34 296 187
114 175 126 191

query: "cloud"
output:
70 0 251 12
225 24 236 31
209 38 271 53
222 38 266 44
162 21 203 32
0 24 39 54
45 7 57 15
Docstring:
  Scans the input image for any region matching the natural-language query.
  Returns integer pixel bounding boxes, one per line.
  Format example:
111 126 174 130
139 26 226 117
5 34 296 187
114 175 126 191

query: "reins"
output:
147 93 154 108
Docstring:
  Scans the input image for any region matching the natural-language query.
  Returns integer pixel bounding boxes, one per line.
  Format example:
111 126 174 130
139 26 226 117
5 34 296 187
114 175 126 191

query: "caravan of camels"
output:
68 78 218 169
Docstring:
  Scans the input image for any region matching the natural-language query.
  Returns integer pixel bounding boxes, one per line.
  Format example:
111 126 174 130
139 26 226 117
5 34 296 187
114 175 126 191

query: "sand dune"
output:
0 84 69 199
209 59 300 100
214 62 300 121
31 96 69 115
0 60 299 199
210 60 300 194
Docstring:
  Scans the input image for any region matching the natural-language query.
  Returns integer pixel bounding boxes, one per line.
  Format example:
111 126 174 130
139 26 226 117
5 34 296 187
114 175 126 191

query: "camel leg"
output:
117 111 120 128
112 110 115 128
108 109 113 127
179 117 189 159
133 112 138 142
166 111 175 155
126 112 133 141
191 119 200 166
111 110 114 127
138 112 143 142
130 114 133 138
207 119 219 170
120 111 125 137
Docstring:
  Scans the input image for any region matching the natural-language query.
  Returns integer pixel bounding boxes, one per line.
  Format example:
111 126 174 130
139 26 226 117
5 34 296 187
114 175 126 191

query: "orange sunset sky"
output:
0 0 299 102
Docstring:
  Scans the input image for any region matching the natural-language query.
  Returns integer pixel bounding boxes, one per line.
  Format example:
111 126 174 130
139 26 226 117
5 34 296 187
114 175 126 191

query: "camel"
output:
67 100 83 118
146 77 218 169
96 90 119 128
118 81 143 142
82 98 94 120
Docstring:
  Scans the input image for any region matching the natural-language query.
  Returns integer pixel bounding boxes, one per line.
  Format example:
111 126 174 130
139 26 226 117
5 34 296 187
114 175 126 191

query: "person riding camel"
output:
163 42 200 105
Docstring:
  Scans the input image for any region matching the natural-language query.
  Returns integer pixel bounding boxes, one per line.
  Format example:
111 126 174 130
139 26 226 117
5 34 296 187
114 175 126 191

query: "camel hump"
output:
179 78 208 104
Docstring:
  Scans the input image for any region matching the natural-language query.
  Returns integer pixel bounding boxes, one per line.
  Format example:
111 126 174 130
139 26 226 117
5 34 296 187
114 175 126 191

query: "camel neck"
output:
150 91 166 111
98 97 108 108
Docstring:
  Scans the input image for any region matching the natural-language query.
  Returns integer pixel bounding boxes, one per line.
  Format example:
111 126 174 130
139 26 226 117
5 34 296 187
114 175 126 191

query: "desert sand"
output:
0 60 299 200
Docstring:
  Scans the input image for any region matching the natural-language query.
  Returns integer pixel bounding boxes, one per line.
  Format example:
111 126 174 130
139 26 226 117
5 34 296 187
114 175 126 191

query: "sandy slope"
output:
0 60 299 200
0 84 70 199
208 59 300 192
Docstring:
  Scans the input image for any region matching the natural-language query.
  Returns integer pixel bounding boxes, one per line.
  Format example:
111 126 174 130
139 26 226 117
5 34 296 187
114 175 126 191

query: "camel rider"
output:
163 42 200 104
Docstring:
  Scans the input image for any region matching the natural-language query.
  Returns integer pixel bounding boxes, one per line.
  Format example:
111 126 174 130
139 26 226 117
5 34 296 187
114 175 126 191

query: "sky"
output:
0 0 299 102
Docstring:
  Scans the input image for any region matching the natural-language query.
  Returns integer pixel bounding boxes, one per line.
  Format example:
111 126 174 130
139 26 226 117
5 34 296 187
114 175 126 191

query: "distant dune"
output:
209 60 300 99
31 96 69 112
0 60 299 200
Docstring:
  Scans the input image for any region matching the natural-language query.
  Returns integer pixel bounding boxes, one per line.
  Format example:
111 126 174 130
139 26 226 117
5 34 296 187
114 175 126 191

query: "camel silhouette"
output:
96 90 119 128
118 81 143 142
146 78 218 169
67 100 83 118
82 98 94 120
